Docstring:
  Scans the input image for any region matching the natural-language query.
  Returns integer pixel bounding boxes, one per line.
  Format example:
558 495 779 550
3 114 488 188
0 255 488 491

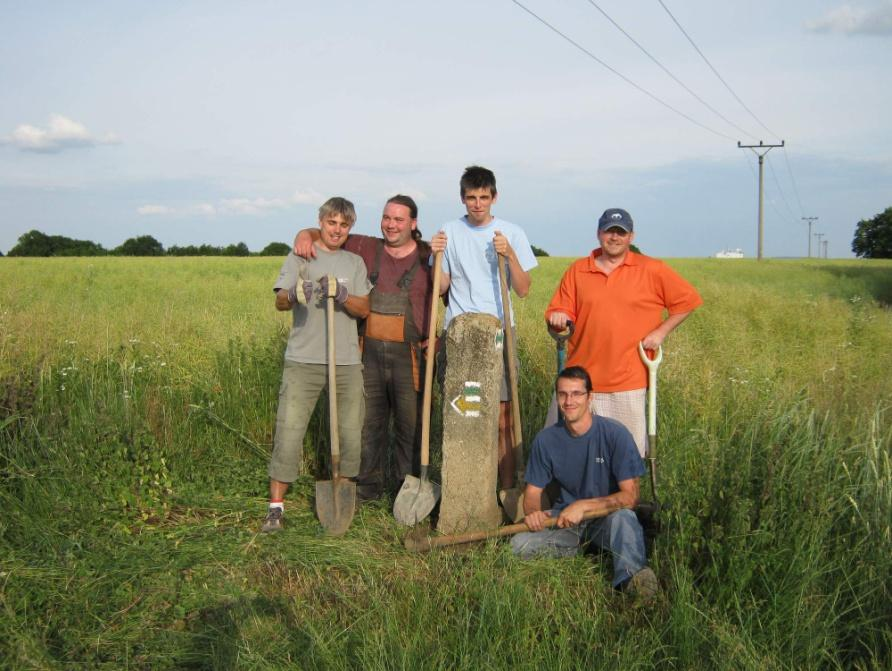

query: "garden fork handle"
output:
638 342 662 501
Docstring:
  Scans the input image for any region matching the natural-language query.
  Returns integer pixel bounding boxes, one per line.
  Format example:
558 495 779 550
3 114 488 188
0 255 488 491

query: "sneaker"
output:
626 567 659 602
261 507 283 533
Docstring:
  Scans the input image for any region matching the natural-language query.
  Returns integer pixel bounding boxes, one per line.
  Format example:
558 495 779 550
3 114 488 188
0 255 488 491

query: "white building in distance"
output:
715 248 744 258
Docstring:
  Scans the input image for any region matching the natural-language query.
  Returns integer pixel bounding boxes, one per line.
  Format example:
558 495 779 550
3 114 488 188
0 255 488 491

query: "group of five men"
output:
262 165 702 599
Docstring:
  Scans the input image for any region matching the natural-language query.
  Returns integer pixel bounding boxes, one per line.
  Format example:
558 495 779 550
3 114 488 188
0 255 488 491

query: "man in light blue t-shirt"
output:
430 166 538 497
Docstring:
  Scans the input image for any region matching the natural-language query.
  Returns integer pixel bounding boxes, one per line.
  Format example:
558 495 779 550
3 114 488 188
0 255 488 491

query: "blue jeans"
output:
510 508 647 588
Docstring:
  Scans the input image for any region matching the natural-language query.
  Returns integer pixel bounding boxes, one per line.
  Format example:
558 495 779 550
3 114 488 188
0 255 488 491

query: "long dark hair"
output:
386 194 422 241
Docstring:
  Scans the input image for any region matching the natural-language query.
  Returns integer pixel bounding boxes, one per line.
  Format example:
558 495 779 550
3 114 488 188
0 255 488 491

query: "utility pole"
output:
802 216 818 258
739 140 785 260
822 239 828 259
814 232 824 258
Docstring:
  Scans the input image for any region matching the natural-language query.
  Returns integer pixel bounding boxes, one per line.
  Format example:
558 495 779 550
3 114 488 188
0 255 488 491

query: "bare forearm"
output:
523 486 543 516
506 253 531 298
658 311 691 338
577 492 636 514
642 310 692 350
343 294 370 319
580 476 639 513
293 228 321 257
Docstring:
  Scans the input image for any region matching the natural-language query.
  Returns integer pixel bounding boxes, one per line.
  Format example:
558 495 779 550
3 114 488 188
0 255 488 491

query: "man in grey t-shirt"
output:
262 197 372 533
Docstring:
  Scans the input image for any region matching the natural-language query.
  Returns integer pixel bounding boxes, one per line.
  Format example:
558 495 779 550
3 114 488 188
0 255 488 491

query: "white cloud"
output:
219 197 288 215
136 193 308 217
291 189 324 204
137 204 174 215
3 114 120 153
806 2 892 35
191 203 218 216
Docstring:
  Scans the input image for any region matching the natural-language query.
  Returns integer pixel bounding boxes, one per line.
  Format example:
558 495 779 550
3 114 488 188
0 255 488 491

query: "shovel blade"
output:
393 475 441 526
499 488 525 523
315 479 356 536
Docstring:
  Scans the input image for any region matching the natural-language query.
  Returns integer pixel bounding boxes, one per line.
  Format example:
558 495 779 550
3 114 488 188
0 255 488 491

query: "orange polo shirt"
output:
545 250 702 392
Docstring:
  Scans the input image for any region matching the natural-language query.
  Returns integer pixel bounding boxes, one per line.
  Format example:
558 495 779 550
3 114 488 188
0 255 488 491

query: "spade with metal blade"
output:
393 252 443 526
496 253 525 523
315 274 356 535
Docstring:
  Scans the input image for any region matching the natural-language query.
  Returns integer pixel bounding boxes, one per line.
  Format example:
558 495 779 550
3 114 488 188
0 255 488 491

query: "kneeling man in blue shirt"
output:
512 366 658 599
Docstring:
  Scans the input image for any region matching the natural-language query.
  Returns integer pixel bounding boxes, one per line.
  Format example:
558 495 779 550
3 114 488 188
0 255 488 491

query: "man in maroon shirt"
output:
294 195 434 503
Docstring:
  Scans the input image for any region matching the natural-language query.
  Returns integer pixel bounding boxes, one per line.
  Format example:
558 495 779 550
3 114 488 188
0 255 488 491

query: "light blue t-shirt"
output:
437 216 537 327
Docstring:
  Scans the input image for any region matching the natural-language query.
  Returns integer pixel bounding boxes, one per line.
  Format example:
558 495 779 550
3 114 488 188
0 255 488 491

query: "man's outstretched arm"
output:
555 478 639 529
293 228 321 258
641 310 692 351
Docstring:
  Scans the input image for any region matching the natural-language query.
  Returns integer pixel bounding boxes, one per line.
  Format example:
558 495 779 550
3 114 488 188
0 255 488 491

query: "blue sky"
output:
1 1 890 258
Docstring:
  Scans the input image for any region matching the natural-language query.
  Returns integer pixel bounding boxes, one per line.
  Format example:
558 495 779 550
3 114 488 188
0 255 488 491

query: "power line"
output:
510 0 736 141
814 232 825 259
656 0 780 141
766 157 798 223
781 146 805 216
582 0 759 141
654 0 811 245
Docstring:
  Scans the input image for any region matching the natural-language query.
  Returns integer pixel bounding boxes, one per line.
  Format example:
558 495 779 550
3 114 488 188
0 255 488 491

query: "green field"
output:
2 256 890 669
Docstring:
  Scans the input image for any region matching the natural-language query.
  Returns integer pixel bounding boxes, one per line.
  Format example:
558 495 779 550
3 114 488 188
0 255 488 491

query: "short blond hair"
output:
318 197 356 226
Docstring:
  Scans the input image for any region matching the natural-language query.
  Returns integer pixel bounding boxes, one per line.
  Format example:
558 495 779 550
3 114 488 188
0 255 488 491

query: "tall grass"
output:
1 256 890 669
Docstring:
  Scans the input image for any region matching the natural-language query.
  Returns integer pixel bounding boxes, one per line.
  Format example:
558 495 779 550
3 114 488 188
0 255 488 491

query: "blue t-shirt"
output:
436 216 537 328
524 414 644 512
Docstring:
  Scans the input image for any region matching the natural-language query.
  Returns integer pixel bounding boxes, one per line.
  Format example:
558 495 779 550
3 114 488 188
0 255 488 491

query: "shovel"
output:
393 252 443 526
496 254 525 523
635 342 662 531
315 274 356 535
404 504 620 553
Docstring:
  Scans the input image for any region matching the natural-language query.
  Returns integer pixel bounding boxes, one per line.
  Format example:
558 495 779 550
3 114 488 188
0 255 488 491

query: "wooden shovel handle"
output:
327 275 340 478
497 254 523 479
419 253 442 472
404 505 621 552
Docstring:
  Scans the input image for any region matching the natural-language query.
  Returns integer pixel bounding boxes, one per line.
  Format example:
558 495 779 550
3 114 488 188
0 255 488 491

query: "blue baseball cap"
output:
598 208 633 233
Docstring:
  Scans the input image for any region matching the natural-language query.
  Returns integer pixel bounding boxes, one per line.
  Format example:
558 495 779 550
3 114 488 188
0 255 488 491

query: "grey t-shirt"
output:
274 249 372 365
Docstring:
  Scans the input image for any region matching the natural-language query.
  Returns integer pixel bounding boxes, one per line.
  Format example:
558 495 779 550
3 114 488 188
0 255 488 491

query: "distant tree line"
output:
5 230 292 257
5 230 555 259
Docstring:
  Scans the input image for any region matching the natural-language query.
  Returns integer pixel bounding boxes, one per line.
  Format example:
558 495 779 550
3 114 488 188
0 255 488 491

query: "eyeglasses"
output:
602 228 630 237
556 390 589 401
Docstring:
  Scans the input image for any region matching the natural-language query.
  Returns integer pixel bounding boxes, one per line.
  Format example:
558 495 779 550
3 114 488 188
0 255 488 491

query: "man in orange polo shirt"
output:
544 208 702 457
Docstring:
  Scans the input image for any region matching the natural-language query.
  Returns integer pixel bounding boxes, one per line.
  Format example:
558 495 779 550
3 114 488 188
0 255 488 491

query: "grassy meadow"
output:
1 255 890 670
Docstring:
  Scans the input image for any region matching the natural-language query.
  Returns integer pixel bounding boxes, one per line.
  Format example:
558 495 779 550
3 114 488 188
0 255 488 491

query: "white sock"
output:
269 501 284 511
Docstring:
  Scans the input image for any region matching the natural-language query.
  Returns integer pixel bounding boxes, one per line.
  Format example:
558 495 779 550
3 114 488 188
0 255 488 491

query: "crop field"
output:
1 256 890 669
